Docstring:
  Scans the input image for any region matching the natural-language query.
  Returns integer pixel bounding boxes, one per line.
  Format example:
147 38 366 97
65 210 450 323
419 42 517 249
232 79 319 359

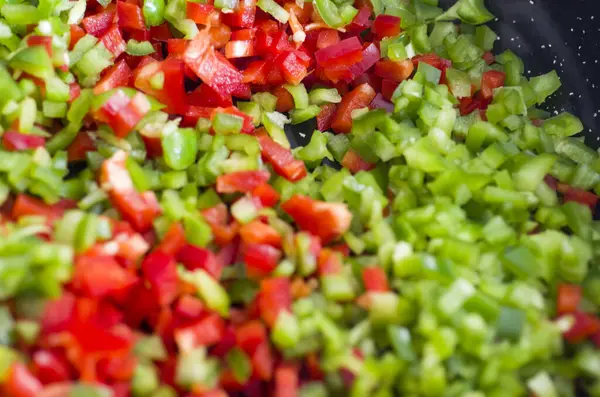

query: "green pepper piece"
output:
143 0 166 26
162 127 198 170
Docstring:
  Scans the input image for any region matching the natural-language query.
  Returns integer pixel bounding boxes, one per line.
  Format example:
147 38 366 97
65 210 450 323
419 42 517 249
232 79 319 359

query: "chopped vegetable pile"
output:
2 0 600 395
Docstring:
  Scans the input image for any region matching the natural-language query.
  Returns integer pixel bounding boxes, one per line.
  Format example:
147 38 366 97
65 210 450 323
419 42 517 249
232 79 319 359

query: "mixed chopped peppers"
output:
1 0 600 396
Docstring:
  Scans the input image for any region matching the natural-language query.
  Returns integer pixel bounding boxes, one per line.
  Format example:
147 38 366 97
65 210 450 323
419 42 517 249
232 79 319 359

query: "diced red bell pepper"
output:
100 151 161 231
480 70 506 100
258 277 292 327
142 251 180 306
348 6 372 33
374 59 414 83
101 90 150 138
174 314 226 351
562 311 600 344
202 204 240 247
67 132 96 162
346 43 381 83
373 15 401 39
316 29 340 50
69 82 81 103
273 364 299 397
458 92 491 116
317 248 343 276
188 84 233 108
362 267 389 292
240 220 281 247
155 222 186 256
117 1 145 31
94 59 131 95
251 341 274 380
82 10 116 37
244 243 282 277
223 0 256 27
315 37 363 68
134 58 187 114
184 31 247 99
4 363 43 397
281 195 352 244
27 35 53 57
236 321 267 355
2 131 45 151
381 78 399 101
11 194 73 223
72 255 137 299
557 284 582 315
257 134 307 182
412 53 452 74
483 51 495 65
70 24 86 50
187 2 215 24
316 103 337 132
559 184 599 212
277 51 309 85
209 23 233 49
216 170 270 194
174 295 206 321
331 83 377 134
225 40 255 58
100 24 126 58
273 85 295 113
251 183 280 207
32 350 71 385
177 244 222 280
167 39 187 55
231 28 256 41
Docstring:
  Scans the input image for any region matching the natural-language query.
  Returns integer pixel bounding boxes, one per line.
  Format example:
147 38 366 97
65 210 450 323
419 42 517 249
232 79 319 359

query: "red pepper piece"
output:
281 195 352 243
331 83 377 134
481 70 506 99
251 183 280 208
177 244 222 280
117 1 146 31
274 364 299 397
563 311 600 343
362 267 389 292
557 284 582 315
142 251 179 306
155 222 187 256
240 220 282 247
257 134 307 182
223 0 256 27
82 10 116 37
258 277 292 327
186 2 215 24
2 131 45 152
27 35 53 57
94 59 131 95
317 248 344 276
373 14 401 39
315 37 363 68
346 43 381 83
67 132 96 162
216 170 271 194
244 243 282 277
316 103 337 132
100 151 161 231
100 24 126 58
4 363 43 397
374 59 414 83
174 314 226 351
